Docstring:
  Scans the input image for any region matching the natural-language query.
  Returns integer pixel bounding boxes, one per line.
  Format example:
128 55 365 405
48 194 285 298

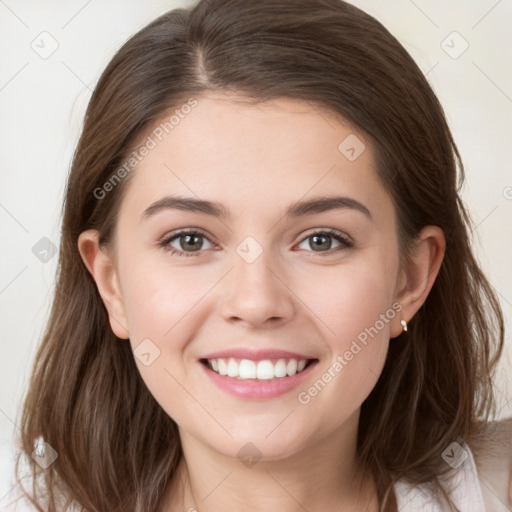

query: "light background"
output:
1 0 511 507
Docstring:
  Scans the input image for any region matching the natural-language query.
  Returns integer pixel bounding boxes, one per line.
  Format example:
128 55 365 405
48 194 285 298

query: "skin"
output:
78 91 445 512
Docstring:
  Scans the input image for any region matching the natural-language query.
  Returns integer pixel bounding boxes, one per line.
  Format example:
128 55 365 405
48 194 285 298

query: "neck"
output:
159 411 379 512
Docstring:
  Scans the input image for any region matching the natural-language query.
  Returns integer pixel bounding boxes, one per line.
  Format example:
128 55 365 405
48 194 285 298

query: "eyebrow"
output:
141 194 372 222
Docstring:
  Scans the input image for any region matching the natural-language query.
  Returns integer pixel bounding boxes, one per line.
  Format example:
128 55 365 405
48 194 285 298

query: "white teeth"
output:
206 357 311 380
239 359 257 379
286 359 297 376
218 358 228 375
274 359 287 378
227 358 238 377
256 360 274 380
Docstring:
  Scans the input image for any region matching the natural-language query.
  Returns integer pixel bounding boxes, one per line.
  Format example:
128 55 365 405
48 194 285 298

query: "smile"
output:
199 357 319 400
203 357 314 380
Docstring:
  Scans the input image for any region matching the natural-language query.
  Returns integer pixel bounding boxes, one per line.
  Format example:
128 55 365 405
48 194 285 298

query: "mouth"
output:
200 357 318 381
199 356 319 399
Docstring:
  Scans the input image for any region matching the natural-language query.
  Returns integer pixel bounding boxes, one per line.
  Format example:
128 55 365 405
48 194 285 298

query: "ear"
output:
390 226 446 338
77 229 130 339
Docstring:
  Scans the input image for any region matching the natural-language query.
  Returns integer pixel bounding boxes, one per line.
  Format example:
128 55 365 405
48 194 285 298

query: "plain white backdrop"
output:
1 0 511 507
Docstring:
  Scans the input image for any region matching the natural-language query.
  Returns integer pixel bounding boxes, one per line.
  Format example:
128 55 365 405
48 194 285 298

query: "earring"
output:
400 319 408 332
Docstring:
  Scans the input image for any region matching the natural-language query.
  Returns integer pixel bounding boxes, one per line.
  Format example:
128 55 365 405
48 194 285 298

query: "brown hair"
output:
12 0 505 511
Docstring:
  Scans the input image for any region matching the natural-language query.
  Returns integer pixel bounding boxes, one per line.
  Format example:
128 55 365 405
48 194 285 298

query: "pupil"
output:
312 234 330 251
183 234 201 251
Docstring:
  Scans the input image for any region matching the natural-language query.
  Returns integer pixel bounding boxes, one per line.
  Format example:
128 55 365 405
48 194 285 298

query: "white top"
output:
394 442 486 511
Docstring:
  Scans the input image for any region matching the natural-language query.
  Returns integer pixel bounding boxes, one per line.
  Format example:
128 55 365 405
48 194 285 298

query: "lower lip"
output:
199 360 318 400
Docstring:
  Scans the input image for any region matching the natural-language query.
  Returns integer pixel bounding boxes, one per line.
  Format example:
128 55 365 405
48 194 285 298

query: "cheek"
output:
296 254 397 399
119 253 210 343
301 258 397 345
117 262 209 417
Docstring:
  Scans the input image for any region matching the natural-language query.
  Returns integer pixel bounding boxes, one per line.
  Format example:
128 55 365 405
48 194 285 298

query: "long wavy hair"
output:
12 0 505 511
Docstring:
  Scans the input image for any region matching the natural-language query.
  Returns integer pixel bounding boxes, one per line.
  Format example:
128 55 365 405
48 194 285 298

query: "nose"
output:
219 248 295 328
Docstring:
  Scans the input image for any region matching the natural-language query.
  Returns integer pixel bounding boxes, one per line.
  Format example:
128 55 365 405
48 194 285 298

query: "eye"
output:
159 227 354 257
159 229 216 257
296 228 354 255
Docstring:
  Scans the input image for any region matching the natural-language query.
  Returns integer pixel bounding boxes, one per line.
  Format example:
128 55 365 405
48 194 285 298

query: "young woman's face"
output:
107 92 406 460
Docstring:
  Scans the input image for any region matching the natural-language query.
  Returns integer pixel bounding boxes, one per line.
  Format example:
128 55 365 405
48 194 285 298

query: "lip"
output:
199 358 319 400
200 348 315 361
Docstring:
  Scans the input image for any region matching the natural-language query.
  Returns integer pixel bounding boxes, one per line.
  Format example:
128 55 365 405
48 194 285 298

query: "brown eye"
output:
176 233 204 252
297 229 353 254
160 229 215 256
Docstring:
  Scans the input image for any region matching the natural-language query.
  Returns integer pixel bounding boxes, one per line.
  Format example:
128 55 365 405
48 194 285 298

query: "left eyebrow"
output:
140 194 373 222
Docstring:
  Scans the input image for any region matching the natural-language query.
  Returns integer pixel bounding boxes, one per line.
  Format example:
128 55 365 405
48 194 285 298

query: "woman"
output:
11 0 510 511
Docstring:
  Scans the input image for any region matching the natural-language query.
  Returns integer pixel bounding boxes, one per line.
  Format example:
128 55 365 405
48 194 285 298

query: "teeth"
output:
206 357 311 380
274 359 287 378
218 358 227 375
227 358 238 377
287 359 297 376
239 359 256 379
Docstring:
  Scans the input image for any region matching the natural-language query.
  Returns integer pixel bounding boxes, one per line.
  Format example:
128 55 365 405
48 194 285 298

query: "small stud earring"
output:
400 319 408 332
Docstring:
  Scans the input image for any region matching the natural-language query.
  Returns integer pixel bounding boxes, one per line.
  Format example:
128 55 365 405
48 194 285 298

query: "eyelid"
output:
160 227 213 241
299 227 354 245
158 227 217 252
159 227 354 256
295 228 354 255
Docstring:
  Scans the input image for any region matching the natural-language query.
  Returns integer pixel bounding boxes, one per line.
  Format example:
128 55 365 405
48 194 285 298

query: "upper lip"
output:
200 348 317 361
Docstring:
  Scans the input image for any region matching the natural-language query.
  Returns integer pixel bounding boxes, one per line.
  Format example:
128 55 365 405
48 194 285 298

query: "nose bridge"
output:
219 235 294 325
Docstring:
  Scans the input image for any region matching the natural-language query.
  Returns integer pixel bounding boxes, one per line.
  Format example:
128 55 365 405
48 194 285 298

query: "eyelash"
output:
158 228 354 257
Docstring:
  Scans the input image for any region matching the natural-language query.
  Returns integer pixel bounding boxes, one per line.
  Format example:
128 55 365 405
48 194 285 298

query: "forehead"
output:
118 92 393 224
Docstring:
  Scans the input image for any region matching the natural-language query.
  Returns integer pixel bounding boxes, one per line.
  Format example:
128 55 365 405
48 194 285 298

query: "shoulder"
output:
467 417 512 510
